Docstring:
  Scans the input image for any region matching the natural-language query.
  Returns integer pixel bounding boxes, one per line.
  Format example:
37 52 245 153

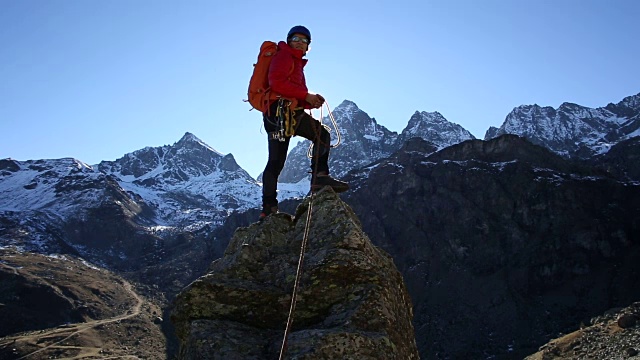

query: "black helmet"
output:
287 25 311 43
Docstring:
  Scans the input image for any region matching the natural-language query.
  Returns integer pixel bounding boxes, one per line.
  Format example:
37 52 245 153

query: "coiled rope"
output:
307 100 342 159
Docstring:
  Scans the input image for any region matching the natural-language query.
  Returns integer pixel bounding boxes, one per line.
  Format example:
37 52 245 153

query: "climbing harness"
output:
267 99 342 151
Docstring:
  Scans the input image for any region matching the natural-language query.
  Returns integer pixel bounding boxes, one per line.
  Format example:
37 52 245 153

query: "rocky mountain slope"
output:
170 189 419 359
0 133 264 280
525 301 640 360
97 132 261 227
485 93 640 158
341 134 640 359
0 248 166 359
0 157 159 265
591 135 640 182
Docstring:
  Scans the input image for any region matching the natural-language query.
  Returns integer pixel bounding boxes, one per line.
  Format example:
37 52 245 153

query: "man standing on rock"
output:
260 25 349 220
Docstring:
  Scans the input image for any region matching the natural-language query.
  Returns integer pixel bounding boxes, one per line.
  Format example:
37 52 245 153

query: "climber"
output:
260 25 349 220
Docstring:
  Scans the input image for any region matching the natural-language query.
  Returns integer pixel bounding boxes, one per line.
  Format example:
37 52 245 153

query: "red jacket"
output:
268 41 310 108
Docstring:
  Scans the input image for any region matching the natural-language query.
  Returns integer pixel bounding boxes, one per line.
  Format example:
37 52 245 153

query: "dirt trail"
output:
0 278 145 360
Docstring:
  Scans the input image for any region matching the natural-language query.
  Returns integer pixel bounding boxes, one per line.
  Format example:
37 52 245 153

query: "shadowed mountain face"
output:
591 136 640 182
343 135 640 359
171 190 419 360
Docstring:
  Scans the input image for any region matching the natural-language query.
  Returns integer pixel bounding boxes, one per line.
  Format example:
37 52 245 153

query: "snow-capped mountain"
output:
396 110 476 149
0 158 106 219
0 133 263 271
485 93 640 158
0 156 159 259
0 133 265 256
3 93 638 259
98 132 261 226
0 133 261 230
277 100 474 184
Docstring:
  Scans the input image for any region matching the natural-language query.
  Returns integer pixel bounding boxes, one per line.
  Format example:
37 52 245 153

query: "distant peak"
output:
558 102 581 110
420 110 444 117
618 93 640 108
411 111 447 123
514 104 538 110
175 132 221 155
337 100 358 109
178 132 202 143
510 103 551 115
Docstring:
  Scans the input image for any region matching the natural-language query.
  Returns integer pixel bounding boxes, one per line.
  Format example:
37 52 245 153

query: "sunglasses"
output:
290 36 309 44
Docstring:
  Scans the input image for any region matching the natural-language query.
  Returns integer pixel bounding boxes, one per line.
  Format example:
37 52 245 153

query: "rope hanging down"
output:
279 100 340 359
278 190 315 360
279 100 332 358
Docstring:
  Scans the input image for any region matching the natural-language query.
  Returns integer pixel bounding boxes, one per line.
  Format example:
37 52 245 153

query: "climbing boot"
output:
259 204 279 221
311 172 349 193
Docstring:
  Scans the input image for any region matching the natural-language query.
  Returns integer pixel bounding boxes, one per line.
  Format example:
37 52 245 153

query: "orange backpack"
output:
247 41 294 113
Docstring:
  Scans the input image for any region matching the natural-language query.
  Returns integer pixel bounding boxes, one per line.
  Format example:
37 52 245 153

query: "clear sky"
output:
1 0 639 179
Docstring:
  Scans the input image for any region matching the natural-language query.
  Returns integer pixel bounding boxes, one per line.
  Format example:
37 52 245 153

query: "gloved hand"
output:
305 93 324 108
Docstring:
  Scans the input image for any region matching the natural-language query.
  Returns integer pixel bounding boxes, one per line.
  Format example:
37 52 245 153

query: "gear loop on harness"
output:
269 98 297 142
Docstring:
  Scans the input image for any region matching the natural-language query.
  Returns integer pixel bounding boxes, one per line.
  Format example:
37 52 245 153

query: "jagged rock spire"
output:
170 189 419 359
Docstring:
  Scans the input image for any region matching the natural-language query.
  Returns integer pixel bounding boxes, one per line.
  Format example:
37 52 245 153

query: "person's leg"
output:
293 110 330 174
261 136 290 210
261 103 291 217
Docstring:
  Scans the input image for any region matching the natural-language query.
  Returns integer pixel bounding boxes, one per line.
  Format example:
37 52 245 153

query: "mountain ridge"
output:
485 92 640 158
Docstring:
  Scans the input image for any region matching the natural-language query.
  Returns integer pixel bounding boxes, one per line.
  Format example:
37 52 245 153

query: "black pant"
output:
262 101 330 207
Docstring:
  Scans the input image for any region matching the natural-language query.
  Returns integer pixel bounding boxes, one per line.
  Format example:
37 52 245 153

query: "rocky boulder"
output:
170 189 419 359
525 302 640 360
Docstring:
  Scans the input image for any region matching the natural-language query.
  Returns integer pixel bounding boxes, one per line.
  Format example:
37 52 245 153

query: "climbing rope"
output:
278 190 315 360
307 100 342 159
278 109 325 359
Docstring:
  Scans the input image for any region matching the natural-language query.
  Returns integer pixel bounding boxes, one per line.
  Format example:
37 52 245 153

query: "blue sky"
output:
1 0 639 179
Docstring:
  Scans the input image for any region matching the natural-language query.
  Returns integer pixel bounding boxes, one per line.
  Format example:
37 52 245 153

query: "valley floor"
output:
0 249 168 359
